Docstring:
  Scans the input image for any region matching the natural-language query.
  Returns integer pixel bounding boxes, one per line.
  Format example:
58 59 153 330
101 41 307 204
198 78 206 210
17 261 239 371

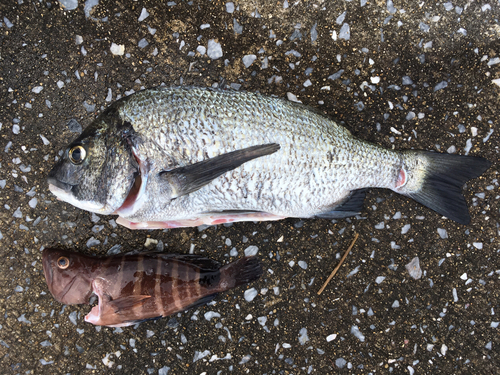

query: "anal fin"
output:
314 188 367 219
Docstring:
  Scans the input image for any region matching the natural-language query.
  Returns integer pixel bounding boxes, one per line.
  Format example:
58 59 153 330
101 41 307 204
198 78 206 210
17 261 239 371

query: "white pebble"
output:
204 311 221 321
473 242 483 249
375 276 386 284
242 54 257 68
286 92 301 103
375 222 385 229
351 325 365 342
441 344 448 356
282 343 291 348
298 261 307 270
207 39 223 59
32 86 43 94
370 76 380 84
244 245 258 256
298 327 309 345
138 8 149 22
244 288 258 302
258 316 267 326
245 314 252 320
453 288 458 302
326 334 337 342
460 273 468 280
338 23 350 40
28 198 38 209
437 228 448 239
196 45 206 55
405 257 422 279
226 2 234 13
401 224 411 234
110 43 125 56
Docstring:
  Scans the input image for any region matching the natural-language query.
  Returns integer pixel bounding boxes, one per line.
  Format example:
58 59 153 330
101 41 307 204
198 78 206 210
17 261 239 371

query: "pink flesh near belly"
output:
116 212 286 229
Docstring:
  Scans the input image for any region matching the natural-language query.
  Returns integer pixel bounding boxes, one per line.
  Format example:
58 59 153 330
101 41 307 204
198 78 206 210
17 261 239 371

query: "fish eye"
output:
57 256 70 269
69 145 86 165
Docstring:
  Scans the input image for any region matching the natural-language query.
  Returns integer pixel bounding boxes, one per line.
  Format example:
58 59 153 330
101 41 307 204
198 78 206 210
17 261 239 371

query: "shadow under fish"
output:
42 248 262 327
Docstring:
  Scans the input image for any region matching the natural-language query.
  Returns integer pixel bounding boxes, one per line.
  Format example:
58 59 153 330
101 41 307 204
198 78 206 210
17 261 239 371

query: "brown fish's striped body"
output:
42 248 262 327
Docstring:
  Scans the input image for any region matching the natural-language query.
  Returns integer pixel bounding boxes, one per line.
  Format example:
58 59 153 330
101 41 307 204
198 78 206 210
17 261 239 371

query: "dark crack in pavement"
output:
0 0 499 374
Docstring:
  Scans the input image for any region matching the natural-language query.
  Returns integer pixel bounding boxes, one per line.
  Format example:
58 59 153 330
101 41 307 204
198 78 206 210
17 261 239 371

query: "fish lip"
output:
47 176 73 192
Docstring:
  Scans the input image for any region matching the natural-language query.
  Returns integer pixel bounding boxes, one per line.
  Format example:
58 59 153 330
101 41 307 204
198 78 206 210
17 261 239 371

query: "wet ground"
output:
1 0 499 374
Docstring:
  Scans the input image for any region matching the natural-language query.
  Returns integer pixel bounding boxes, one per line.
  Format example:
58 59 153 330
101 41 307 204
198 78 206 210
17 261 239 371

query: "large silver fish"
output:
47 86 491 228
42 248 262 327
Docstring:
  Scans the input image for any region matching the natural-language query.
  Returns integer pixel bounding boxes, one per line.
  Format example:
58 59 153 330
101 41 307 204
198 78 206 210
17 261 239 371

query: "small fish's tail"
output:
395 151 491 224
219 257 263 290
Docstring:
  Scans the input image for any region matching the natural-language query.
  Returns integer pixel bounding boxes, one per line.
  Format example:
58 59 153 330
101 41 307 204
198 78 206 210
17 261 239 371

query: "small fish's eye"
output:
69 145 86 165
57 256 70 269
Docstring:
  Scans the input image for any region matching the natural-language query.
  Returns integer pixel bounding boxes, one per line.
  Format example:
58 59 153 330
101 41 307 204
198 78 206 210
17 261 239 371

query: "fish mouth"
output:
47 176 73 193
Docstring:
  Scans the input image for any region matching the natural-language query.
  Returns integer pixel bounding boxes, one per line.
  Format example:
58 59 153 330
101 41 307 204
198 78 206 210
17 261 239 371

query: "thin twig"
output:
317 233 359 295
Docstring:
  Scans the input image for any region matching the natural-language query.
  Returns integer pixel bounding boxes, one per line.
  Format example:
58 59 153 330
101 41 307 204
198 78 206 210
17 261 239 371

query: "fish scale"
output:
47 86 491 227
118 88 397 222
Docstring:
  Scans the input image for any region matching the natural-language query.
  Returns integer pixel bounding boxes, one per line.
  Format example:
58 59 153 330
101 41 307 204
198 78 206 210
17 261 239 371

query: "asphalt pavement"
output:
0 0 499 374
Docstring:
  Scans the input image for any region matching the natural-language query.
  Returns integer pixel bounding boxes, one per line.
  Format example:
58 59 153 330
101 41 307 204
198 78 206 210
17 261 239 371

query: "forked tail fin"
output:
220 256 263 290
397 151 491 224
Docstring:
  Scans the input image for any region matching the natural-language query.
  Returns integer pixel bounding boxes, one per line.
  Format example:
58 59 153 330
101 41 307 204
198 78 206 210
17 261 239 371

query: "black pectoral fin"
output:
160 143 280 198
315 188 367 219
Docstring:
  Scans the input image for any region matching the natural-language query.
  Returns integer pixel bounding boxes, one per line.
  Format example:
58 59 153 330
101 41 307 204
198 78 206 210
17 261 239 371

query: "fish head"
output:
47 107 140 215
42 248 96 305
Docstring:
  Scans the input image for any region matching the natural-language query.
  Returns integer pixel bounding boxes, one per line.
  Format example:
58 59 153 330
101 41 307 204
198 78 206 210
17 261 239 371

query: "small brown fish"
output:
42 248 262 327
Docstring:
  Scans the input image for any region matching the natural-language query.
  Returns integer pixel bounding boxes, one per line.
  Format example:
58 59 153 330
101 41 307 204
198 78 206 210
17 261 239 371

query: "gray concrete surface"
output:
0 0 499 373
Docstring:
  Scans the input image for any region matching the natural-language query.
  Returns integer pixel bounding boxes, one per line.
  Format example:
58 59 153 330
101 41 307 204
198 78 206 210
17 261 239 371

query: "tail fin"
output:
400 151 491 224
220 257 263 290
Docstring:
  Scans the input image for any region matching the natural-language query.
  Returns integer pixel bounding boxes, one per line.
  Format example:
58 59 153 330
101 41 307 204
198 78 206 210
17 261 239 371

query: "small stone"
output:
244 288 258 302
138 8 149 22
226 2 234 13
437 228 448 239
336 358 347 368
207 39 223 59
242 54 257 68
326 334 337 342
298 327 309 345
405 257 422 279
110 43 125 56
67 119 82 133
244 245 258 256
